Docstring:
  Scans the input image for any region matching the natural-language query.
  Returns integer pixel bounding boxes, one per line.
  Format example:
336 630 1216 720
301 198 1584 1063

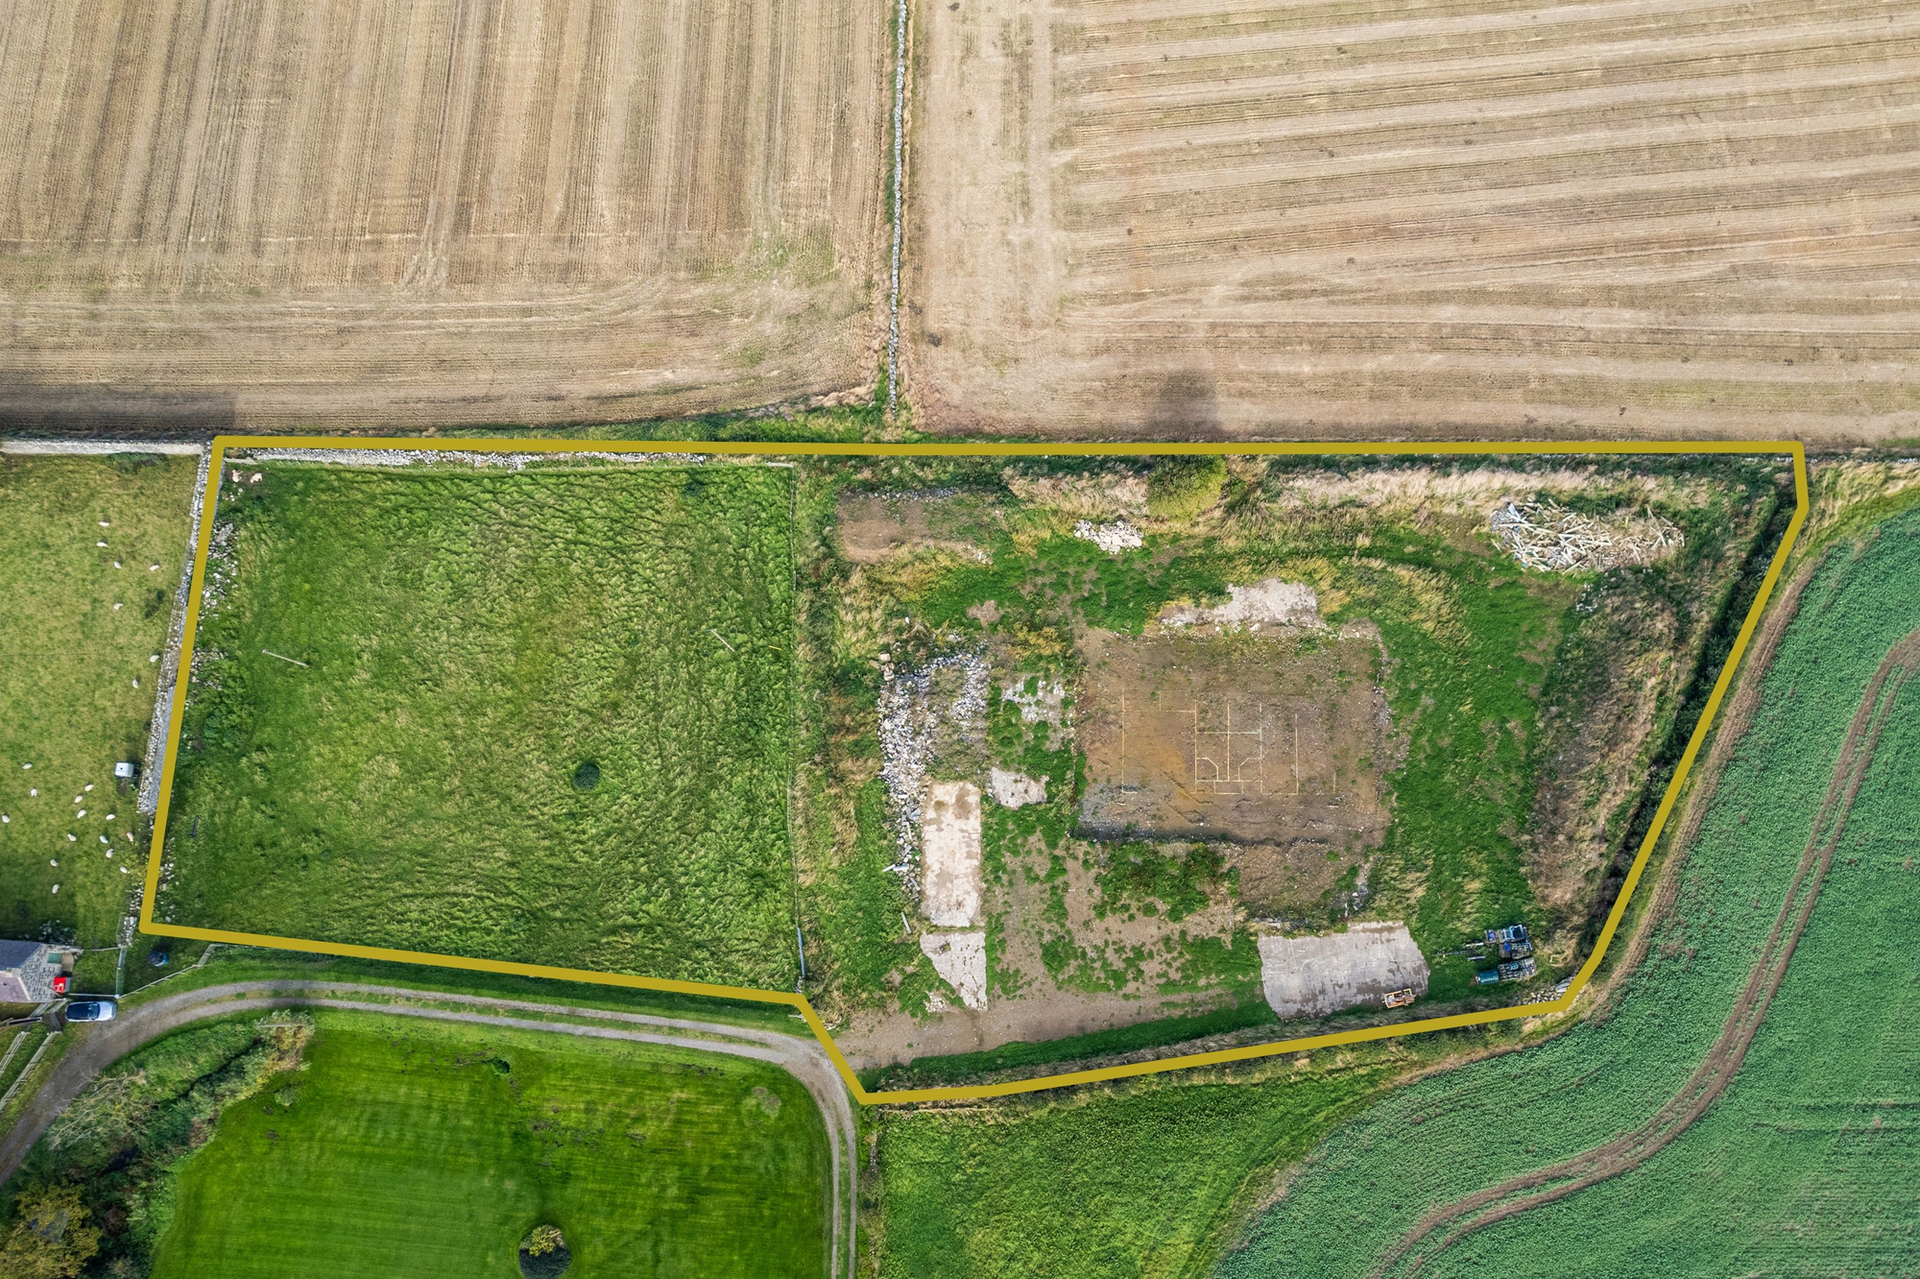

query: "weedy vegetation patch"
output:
790 453 1786 1080
156 460 799 988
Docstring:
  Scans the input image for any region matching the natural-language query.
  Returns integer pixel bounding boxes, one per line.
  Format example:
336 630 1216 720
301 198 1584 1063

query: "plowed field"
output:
0 0 886 431
908 0 1920 441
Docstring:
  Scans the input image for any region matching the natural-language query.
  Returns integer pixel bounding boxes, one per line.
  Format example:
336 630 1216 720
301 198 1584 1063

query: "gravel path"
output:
0 440 204 455
0 980 857 1279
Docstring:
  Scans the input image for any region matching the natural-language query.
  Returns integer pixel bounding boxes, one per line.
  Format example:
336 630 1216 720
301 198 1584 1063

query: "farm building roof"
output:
0 940 61 1004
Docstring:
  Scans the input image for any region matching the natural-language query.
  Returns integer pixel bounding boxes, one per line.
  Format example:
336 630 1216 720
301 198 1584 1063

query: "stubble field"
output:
0 0 887 431
908 0 1920 441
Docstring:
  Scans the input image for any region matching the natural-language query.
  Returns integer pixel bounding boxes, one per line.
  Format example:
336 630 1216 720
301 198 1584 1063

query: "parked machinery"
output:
1486 923 1533 959
1475 957 1538 985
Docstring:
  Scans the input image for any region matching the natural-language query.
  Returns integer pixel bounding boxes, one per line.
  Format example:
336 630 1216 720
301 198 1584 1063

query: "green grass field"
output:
150 1015 829 1279
159 462 798 988
4 1010 830 1278
872 1051 1403 1279
0 453 198 949
1219 507 1920 1277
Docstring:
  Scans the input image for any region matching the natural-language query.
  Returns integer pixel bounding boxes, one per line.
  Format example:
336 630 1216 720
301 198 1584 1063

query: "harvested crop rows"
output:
909 0 1920 440
0 0 887 431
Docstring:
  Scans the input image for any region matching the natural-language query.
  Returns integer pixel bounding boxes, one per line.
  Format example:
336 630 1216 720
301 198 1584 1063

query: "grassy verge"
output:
4 1010 831 1279
868 1031 1488 1279
160 461 799 988
120 946 811 1037
0 453 199 945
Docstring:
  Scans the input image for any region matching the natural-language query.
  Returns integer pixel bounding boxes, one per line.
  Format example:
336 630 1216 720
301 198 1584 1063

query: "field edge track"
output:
1373 625 1920 1276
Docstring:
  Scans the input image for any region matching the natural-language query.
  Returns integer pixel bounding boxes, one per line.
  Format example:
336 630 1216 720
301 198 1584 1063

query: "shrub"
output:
1145 456 1227 519
519 1224 572 1278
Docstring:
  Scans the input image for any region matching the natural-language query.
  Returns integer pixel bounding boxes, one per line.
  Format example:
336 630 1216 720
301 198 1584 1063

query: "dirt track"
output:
0 980 858 1279
908 0 1920 442
1374 625 1920 1276
0 0 887 432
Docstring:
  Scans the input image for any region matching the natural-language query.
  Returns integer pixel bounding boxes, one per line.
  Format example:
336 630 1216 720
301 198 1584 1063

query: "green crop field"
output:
158 462 799 988
1219 506 1920 1277
0 453 198 954
3 1011 830 1279
872 1053 1401 1279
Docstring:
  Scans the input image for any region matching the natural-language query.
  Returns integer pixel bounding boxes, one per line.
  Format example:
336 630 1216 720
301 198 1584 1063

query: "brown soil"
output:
1376 624 1920 1277
0 0 886 432
1076 628 1391 854
907 0 1920 443
837 494 987 564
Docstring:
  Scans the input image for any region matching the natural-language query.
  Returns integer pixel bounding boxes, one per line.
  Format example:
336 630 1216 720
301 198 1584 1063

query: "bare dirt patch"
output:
1076 628 1393 851
837 494 988 564
0 0 886 430
907 0 1920 442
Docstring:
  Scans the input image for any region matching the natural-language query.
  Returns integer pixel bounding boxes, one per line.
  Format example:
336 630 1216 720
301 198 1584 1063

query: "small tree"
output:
519 1224 571 1278
0 1185 101 1279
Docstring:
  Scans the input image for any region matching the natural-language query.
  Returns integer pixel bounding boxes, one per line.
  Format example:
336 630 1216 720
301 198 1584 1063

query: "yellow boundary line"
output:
141 437 1808 1105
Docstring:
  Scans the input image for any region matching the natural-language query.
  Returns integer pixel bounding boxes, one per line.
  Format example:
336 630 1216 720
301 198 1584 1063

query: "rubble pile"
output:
1491 499 1683 573
877 650 987 887
1071 518 1144 555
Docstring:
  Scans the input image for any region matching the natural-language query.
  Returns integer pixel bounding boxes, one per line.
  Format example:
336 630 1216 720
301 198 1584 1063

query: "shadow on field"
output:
0 380 235 439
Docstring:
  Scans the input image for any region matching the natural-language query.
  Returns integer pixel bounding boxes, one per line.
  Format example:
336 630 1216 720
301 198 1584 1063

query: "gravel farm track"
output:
0 980 860 1279
0 0 888 433
909 0 1920 442
1371 621 1920 1276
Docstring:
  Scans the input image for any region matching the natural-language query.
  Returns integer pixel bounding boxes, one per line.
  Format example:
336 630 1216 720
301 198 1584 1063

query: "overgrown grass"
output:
0 453 197 948
1220 505 1920 1277
160 463 799 988
798 455 1778 1027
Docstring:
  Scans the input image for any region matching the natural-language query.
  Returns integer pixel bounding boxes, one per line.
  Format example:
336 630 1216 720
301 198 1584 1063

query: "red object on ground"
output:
52 974 69 995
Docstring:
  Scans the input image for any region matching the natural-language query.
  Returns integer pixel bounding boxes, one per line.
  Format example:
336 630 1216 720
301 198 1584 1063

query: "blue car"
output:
63 999 117 1023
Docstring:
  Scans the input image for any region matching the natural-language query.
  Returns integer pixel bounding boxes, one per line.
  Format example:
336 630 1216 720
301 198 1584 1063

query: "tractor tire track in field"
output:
1374 625 1920 1278
0 980 858 1279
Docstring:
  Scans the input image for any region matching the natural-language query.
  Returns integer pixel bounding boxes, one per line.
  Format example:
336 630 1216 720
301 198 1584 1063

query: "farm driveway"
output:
0 981 858 1279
